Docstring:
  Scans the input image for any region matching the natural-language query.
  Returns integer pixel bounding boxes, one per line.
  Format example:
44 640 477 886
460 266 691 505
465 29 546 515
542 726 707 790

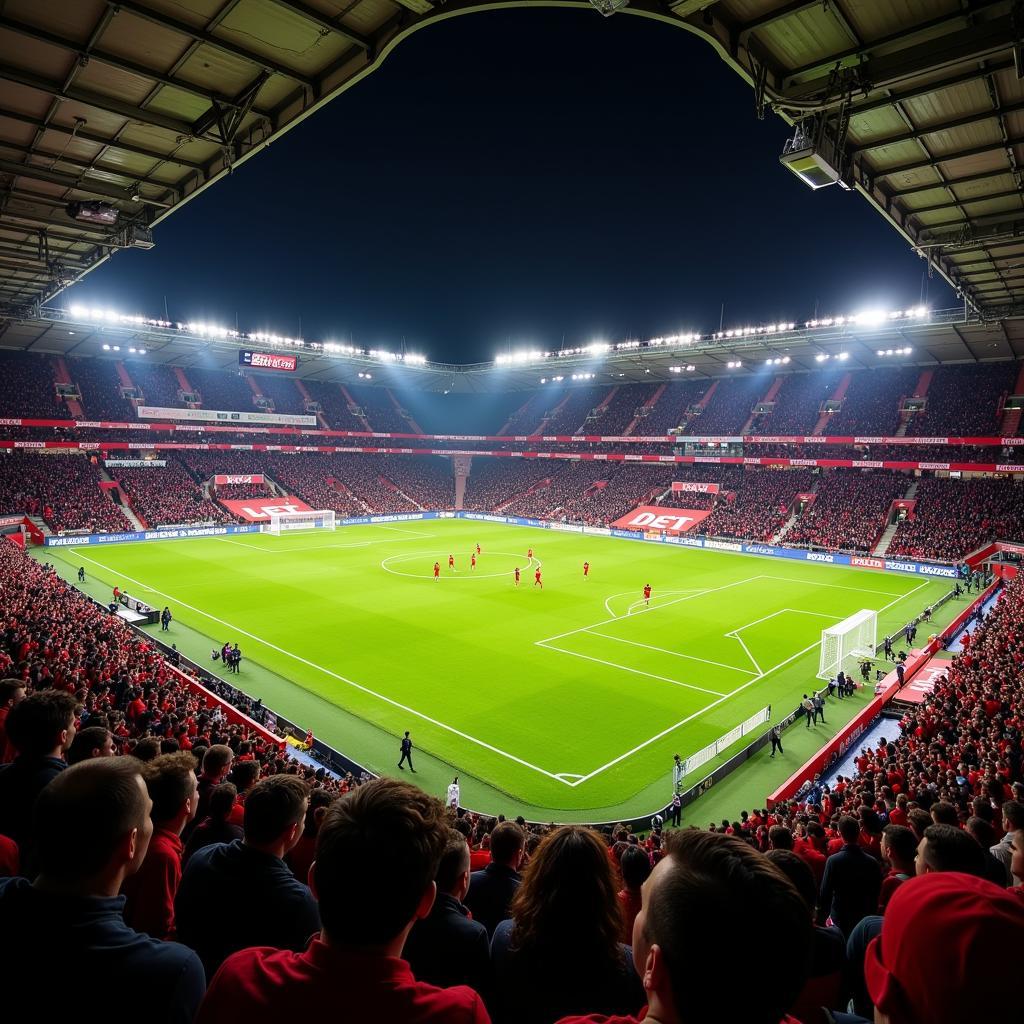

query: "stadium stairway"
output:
337 384 373 432
294 379 331 430
51 357 86 418
810 372 852 434
872 480 918 556
27 513 51 537
771 511 800 544
624 383 667 436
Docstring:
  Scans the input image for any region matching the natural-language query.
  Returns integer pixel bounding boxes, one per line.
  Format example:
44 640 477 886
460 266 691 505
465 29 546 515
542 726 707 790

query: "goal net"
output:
817 608 877 680
263 510 336 535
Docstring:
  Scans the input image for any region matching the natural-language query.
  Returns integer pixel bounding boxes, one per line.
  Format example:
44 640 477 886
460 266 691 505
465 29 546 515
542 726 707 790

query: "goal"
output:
817 608 877 681
263 509 336 535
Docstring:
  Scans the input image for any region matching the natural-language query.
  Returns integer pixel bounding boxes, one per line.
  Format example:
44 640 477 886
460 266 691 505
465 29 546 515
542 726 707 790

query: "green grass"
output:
41 521 951 821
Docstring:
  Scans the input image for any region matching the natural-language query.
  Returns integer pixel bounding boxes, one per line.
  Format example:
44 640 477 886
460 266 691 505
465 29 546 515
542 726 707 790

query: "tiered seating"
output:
300 381 369 432
116 463 233 527
377 456 454 509
585 384 659 435
638 379 710 435
823 367 917 436
698 469 814 541
254 375 306 416
187 368 258 413
0 452 130 533
756 372 837 436
783 471 908 552
887 477 1024 561
498 390 555 435
462 458 551 510
69 358 135 421
324 454 418 512
213 483 273 501
123 360 184 410
347 386 410 433
907 362 1018 436
0 351 67 418
688 376 764 435
264 455 367 515
544 386 606 435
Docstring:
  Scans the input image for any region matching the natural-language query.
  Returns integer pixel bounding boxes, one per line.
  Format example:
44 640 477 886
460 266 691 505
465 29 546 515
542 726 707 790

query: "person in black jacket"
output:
818 815 882 937
182 782 243 866
0 689 78 857
464 820 525 936
0 757 205 1024
404 828 490 995
175 774 319 979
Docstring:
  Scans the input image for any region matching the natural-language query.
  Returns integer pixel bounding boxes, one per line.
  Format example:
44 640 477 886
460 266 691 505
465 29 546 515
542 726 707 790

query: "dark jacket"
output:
464 863 521 937
0 877 204 1024
182 817 243 866
174 839 320 979
0 754 66 853
489 919 645 1024
819 843 882 937
403 892 491 994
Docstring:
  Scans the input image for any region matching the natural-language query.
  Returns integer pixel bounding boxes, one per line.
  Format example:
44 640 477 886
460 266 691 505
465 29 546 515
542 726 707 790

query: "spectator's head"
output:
201 743 233 781
838 815 860 844
764 849 816 915
633 830 810 1024
916 823 985 877
930 801 959 827
0 677 26 710
866 873 1024 1024
228 758 260 794
489 820 526 870
1010 829 1024 884
312 777 448 951
1001 800 1024 833
881 824 917 873
301 788 334 838
131 736 160 762
907 808 932 841
67 726 115 764
243 775 309 857
141 751 198 834
768 825 794 850
620 845 652 893
509 825 623 970
5 689 78 758
32 756 152 894
207 782 238 821
435 827 472 901
966 815 997 850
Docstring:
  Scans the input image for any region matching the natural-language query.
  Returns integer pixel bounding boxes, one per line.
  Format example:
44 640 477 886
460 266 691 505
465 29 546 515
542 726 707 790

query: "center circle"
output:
380 551 539 580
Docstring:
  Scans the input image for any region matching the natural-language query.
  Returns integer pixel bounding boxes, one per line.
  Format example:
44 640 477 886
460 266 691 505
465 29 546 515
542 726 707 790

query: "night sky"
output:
67 9 954 363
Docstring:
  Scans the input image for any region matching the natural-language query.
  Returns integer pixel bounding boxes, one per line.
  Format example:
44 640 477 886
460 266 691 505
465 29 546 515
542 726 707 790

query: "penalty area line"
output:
70 550 574 787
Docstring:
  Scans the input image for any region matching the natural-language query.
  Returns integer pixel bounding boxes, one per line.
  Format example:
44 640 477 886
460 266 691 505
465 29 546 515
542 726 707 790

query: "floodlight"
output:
66 200 119 225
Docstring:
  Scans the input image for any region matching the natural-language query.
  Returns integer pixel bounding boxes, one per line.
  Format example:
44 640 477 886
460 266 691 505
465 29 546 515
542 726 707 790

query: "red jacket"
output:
196 941 489 1024
122 826 183 940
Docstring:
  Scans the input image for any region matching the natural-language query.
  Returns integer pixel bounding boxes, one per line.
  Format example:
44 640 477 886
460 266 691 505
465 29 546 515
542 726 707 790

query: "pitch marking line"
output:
70 550 573 787
585 631 756 679
537 640 728 698
603 589 708 619
761 575 905 598
723 608 844 674
565 580 931 787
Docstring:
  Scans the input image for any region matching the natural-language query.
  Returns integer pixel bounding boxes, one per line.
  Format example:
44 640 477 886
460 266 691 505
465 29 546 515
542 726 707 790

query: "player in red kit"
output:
448 554 455 570
433 561 440 580
527 547 533 560
514 566 520 586
470 553 476 570
583 561 590 578
534 568 543 588
476 543 481 555
643 583 652 606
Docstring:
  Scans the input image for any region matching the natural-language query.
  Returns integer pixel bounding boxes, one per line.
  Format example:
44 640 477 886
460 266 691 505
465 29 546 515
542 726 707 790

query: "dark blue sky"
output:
68 8 953 362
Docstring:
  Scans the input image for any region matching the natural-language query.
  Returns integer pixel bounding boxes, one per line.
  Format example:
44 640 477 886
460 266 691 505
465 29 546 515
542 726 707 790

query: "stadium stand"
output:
887 477 1024 562
637 379 710 435
689 375 765 434
299 380 370 432
906 362 1019 437
585 384 660 435
0 351 68 419
755 372 840 437
783 471 908 553
116 463 233 528
69 358 136 421
698 469 815 541
822 367 918 436
346 385 411 433
187 368 259 414
123 360 185 410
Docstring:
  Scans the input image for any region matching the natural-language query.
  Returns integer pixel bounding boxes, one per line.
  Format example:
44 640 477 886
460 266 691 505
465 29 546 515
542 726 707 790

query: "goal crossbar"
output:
817 608 877 681
263 509 337 535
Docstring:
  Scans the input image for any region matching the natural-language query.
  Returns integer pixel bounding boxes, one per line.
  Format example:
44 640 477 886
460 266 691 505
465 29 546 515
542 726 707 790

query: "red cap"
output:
865 872 1024 1024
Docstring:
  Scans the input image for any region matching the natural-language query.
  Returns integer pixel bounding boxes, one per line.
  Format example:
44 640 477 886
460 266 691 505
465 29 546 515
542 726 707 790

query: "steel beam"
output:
106 1 316 88
877 135 1024 178
0 158 172 207
265 0 371 50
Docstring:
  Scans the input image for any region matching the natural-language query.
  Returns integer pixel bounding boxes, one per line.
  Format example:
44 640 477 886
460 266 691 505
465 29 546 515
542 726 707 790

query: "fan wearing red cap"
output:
865 872 1024 1024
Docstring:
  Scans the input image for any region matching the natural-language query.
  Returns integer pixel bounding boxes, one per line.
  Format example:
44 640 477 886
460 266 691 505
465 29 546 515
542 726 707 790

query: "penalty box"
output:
535 575 850 700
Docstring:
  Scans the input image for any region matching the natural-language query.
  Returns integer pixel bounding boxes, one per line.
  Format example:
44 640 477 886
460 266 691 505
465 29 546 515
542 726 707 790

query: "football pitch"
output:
43 521 949 821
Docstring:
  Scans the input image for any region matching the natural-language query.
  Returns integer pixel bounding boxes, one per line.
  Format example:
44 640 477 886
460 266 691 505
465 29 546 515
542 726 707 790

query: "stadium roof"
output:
2 303 1022 391
0 1 1023 315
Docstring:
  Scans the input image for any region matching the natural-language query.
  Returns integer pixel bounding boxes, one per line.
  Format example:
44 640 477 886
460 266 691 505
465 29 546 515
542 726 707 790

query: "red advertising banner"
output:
219 496 313 522
239 350 298 372
214 474 265 485
671 481 720 494
611 505 713 534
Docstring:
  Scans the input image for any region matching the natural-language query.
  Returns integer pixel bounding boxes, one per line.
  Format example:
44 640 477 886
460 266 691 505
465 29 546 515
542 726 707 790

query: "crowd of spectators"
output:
783 471 908 552
887 477 1024 561
262 455 368 516
635 379 709 435
0 351 70 419
822 367 918 436
299 381 370 432
0 452 131 533
70 357 137 421
186 369 260 414
254 375 307 417
543 387 607 435
124 360 185 409
906 362 1019 437
497 391 552 436
347 385 415 434
116 463 234 528
584 384 659 435
697 469 814 541
462 459 552 510
688 375 765 435
755 371 841 437
380 456 455 509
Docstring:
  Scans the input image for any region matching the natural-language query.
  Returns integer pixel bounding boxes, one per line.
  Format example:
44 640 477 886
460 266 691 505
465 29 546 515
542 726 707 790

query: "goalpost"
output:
817 608 877 680
263 509 337 535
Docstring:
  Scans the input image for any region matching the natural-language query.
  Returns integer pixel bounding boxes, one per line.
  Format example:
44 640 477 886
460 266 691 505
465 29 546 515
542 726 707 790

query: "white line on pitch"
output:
586 630 756 677
568 579 931 787
537 576 764 646
760 575 906 598
537 640 728 697
603 588 707 619
729 633 763 675
369 524 437 537
71 550 573 786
